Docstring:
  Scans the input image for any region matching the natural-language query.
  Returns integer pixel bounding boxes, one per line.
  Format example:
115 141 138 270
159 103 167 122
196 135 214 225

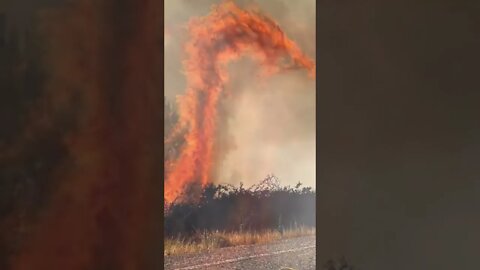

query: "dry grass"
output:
164 226 315 256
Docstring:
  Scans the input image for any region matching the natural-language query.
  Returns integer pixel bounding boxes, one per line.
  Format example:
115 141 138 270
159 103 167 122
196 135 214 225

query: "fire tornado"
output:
164 2 315 203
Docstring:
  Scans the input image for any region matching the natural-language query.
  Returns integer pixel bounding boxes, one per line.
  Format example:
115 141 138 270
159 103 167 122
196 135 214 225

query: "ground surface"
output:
164 235 316 270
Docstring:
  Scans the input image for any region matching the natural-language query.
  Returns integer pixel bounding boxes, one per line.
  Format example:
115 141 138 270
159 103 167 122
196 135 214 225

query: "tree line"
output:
164 175 315 237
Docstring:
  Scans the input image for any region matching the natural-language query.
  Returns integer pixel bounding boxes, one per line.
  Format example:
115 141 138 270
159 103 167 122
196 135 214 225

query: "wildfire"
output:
165 2 315 203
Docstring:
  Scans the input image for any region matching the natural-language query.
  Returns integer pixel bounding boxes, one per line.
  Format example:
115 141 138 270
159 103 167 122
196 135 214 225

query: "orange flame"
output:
165 2 315 203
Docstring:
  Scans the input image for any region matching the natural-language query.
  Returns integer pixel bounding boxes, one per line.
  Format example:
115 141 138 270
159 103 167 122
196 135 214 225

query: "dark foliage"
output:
164 175 315 237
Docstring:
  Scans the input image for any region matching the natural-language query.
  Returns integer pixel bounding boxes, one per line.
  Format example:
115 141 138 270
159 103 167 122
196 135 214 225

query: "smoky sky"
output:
318 0 480 269
165 0 316 188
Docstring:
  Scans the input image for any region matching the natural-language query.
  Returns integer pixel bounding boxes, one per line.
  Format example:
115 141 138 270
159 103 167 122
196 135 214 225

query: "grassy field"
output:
164 226 315 256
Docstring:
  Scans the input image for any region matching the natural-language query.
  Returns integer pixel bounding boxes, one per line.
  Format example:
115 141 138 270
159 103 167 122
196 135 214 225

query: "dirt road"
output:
164 235 316 270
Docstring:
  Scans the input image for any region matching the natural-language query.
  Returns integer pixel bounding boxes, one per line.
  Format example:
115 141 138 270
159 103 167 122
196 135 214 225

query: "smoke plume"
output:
164 1 315 203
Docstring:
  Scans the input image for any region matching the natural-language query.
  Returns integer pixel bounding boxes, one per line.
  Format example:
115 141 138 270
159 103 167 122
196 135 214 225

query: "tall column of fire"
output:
165 2 315 203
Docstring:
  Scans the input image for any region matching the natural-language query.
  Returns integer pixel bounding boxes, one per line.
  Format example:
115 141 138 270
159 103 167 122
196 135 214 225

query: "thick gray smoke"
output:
165 0 316 188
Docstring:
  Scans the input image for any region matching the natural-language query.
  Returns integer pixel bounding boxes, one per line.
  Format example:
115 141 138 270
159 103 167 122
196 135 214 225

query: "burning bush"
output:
164 175 315 237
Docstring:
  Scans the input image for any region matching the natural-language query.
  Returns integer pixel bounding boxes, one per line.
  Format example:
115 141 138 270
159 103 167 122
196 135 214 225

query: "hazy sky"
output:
165 0 316 188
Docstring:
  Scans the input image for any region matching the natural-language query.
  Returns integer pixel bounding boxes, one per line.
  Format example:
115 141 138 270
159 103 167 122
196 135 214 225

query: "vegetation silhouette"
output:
164 175 315 237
